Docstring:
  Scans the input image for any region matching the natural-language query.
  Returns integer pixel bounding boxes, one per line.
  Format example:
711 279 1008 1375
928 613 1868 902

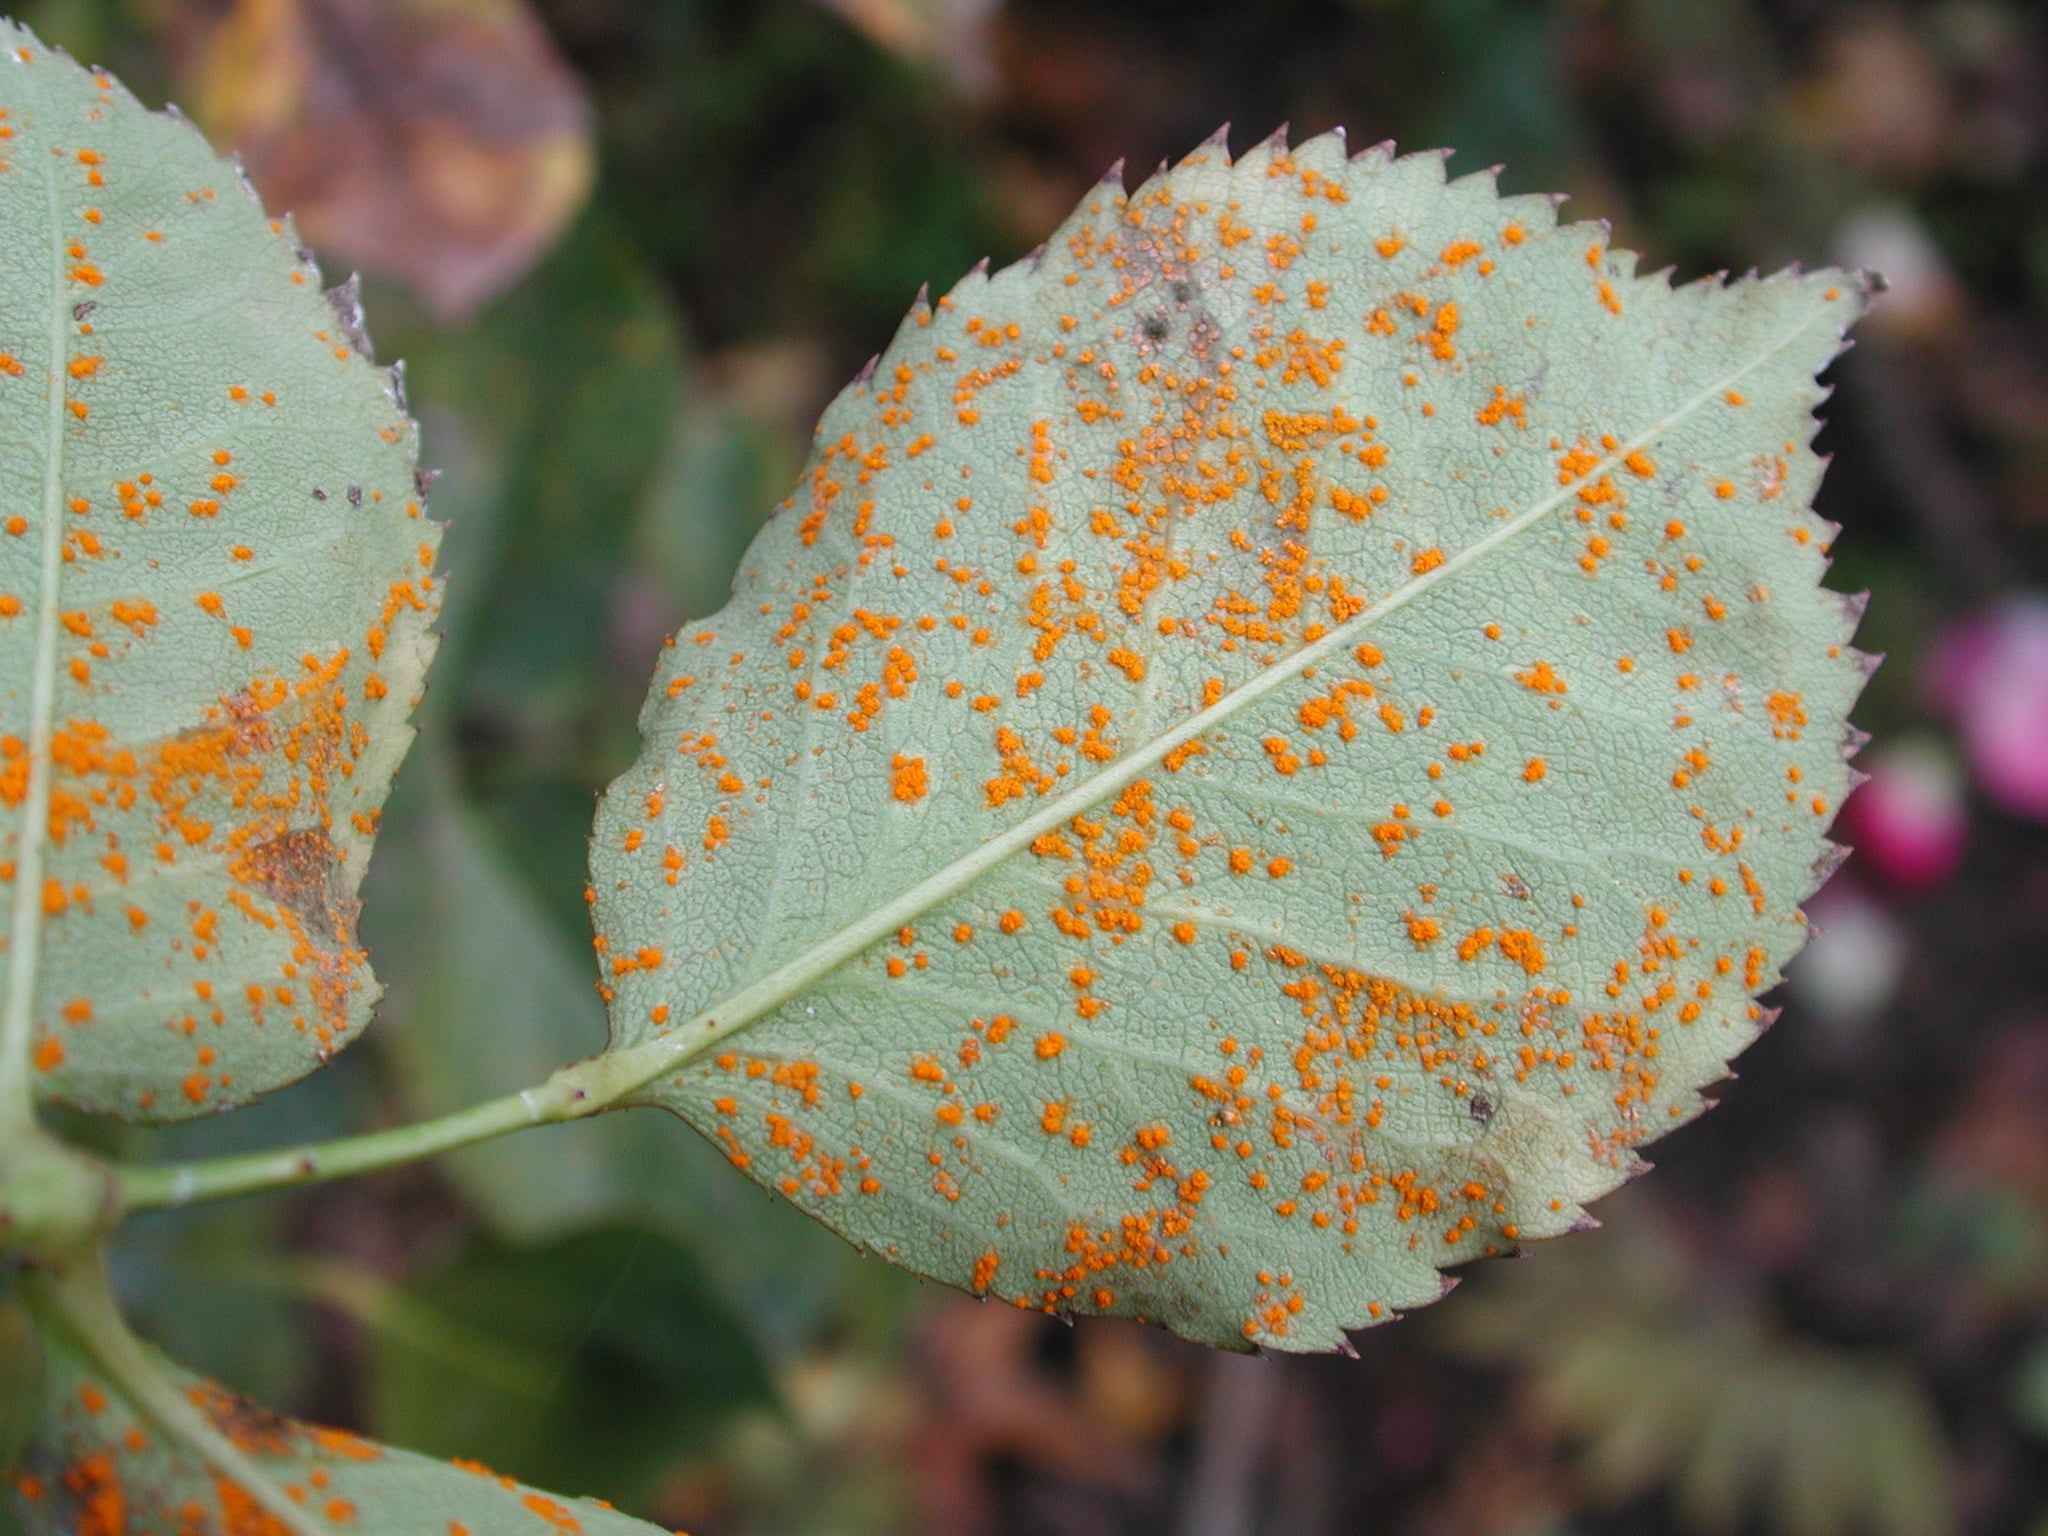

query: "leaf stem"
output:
22 1252 330 1536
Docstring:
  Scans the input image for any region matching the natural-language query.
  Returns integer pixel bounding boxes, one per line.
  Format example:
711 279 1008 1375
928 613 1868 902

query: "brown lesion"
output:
234 827 348 937
230 826 364 1040
189 1380 301 1460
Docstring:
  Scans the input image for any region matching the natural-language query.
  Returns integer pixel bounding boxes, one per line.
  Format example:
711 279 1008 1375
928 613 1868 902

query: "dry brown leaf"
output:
186 0 593 319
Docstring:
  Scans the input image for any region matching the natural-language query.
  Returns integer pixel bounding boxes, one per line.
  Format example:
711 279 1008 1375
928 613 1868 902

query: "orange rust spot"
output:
971 1251 1000 1292
521 1494 582 1536
891 754 929 802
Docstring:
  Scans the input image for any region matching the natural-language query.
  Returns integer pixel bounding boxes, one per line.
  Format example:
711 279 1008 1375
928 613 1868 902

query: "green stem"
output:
115 1052 626 1212
22 1253 330 1536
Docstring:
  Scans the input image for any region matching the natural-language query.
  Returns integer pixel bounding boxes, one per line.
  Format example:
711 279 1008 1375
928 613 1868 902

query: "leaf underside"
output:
15 1326 666 1536
0 23 439 1120
590 129 1869 1349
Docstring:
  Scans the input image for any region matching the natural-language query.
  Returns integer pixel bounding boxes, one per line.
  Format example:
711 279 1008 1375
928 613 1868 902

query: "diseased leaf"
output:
590 132 1869 1349
0 22 438 1120
11 1322 669 1536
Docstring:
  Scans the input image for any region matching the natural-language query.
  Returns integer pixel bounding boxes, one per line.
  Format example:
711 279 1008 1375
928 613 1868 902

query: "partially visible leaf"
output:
629 347 817 631
185 0 594 321
589 132 1868 1349
11 1322 670 1536
0 22 438 1120
367 750 622 1233
808 0 998 95
362 1228 775 1507
361 253 850 1344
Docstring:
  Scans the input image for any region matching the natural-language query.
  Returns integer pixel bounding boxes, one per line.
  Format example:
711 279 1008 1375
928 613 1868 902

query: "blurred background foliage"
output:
3 0 2047 1532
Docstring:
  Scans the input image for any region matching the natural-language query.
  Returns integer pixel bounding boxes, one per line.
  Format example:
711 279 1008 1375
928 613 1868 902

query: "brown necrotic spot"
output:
230 827 361 1030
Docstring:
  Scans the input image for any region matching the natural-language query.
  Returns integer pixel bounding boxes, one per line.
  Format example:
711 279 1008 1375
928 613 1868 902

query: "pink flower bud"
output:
1927 597 2048 821
1838 738 1967 889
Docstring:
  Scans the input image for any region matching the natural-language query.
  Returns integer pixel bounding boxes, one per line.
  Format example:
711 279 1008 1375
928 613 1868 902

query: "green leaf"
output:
112 1195 312 1411
0 22 438 1121
391 210 682 726
630 371 795 629
589 131 1869 1349
360 1227 775 1506
11 1311 672 1536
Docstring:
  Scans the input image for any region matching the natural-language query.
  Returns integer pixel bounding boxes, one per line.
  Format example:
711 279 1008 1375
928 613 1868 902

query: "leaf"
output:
630 360 806 631
11 1316 672 1536
184 0 595 322
0 22 438 1121
111 1195 312 1413
391 210 683 740
360 1228 775 1505
589 131 1869 1349
808 0 998 93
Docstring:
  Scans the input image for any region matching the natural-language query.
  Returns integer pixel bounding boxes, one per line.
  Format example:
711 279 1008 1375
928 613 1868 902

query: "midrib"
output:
603 295 1837 1100
0 66 77 1133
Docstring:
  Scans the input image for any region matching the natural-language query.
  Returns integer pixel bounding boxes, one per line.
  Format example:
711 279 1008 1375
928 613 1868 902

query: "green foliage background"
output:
7 1 2047 1533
